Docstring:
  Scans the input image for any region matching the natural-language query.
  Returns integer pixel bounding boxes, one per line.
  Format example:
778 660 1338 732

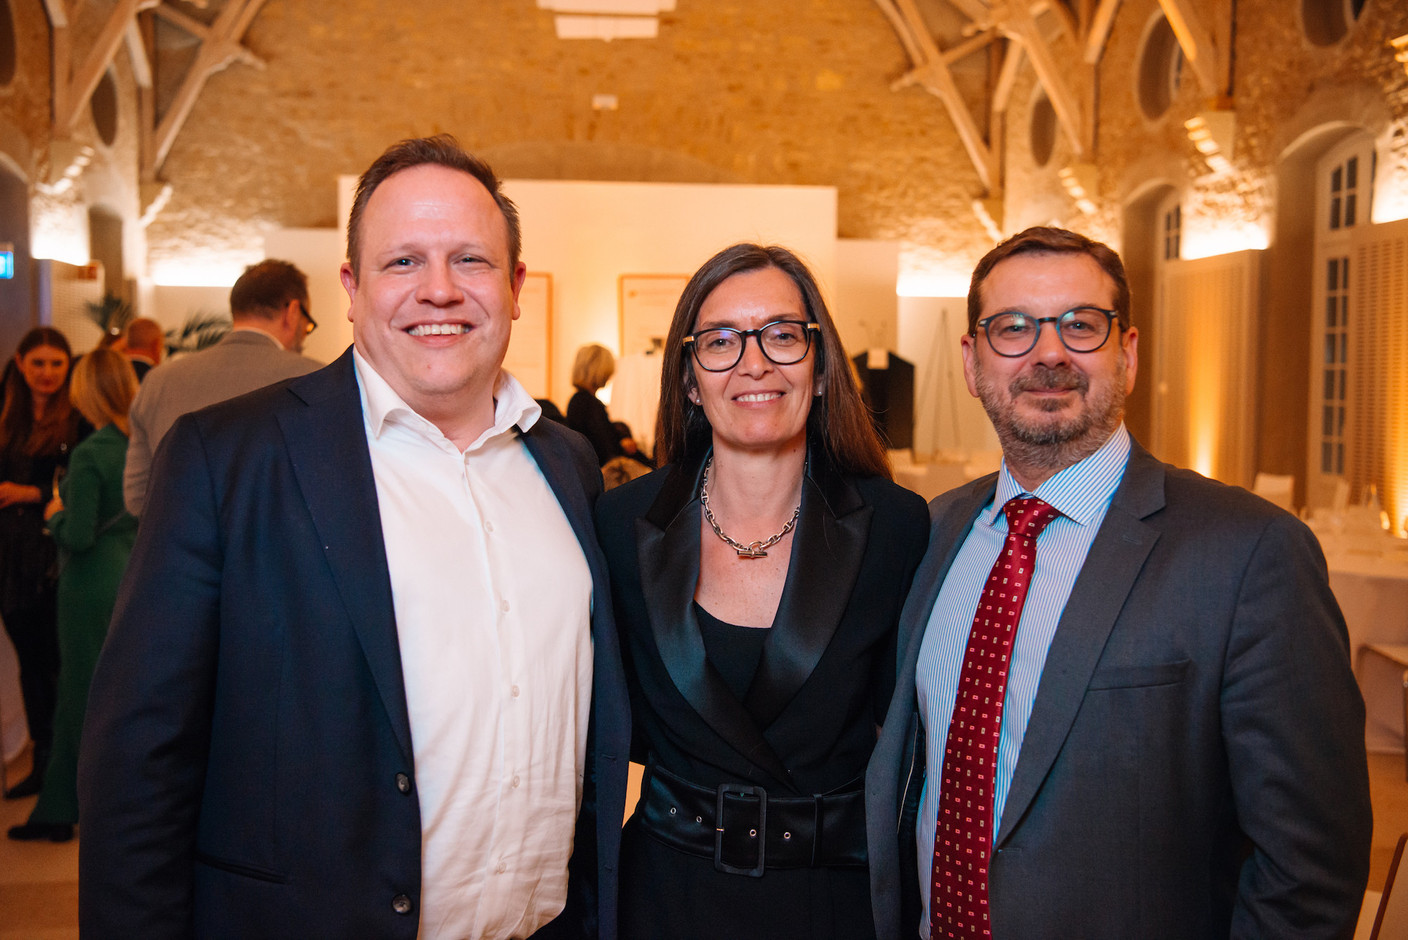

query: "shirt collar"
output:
228 325 285 348
987 424 1131 527
352 347 541 452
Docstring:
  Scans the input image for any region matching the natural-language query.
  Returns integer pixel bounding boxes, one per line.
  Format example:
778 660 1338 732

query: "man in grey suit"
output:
866 226 1371 939
122 259 320 515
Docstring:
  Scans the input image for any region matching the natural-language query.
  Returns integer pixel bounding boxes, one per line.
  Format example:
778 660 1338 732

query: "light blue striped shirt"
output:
915 425 1131 936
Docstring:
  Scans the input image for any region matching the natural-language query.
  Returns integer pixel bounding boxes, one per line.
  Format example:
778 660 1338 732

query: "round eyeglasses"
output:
975 306 1118 358
684 320 820 372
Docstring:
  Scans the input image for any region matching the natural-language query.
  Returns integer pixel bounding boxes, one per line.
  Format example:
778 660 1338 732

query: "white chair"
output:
1356 644 1408 781
1251 473 1295 513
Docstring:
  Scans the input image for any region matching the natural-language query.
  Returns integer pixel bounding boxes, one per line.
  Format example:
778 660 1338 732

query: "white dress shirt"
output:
354 350 594 940
914 425 1131 937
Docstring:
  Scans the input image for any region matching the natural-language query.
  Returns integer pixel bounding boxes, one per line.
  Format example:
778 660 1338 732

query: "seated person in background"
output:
567 343 625 466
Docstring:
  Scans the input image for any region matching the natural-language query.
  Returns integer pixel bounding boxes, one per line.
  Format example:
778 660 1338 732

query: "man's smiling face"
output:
341 163 525 440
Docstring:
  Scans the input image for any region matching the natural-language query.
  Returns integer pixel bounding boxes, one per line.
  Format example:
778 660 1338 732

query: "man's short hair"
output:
345 135 522 279
230 260 308 321
125 317 163 353
967 227 1132 334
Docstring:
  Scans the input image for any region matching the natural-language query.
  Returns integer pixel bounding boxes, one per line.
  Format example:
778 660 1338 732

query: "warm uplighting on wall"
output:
1392 34 1408 78
1179 222 1269 260
897 270 971 298
1371 168 1408 224
1057 164 1098 215
1184 111 1235 175
150 258 252 287
30 209 89 266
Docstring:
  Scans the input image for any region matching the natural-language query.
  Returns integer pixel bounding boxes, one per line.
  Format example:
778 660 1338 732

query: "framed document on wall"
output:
505 272 552 398
619 274 689 357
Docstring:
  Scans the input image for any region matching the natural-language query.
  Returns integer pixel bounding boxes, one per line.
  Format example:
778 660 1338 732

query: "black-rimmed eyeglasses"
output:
298 301 318 336
684 320 820 372
974 306 1118 357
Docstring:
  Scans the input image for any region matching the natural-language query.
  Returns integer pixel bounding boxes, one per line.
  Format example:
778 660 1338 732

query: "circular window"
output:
1030 90 1057 167
0 0 17 87
1137 15 1184 121
91 69 118 145
1302 0 1367 46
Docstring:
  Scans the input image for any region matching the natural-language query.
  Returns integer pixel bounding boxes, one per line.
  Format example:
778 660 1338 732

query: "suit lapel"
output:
995 446 1165 844
637 459 795 789
898 480 996 683
278 350 413 764
521 424 593 558
745 455 869 730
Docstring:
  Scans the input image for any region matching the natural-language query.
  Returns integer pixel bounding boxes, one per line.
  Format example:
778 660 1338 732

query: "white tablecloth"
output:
1319 534 1408 751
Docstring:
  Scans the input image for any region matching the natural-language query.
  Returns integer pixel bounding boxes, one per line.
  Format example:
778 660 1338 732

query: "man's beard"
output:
974 359 1126 476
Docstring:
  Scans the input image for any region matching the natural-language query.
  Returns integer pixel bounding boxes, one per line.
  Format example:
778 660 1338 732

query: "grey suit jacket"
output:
123 329 319 515
865 440 1372 940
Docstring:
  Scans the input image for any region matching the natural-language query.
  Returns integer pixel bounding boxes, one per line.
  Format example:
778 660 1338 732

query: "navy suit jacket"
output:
865 440 1372 940
79 349 630 939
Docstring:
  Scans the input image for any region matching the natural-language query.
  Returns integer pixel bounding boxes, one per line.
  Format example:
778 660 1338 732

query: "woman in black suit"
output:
595 243 929 940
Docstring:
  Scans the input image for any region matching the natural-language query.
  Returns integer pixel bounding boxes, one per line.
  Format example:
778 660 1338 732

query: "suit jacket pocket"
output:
194 851 290 884
1087 658 1190 690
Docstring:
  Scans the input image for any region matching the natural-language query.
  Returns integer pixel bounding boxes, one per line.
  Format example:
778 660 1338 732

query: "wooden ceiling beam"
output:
880 0 998 190
995 0 1085 156
1084 0 1121 63
147 0 269 177
992 40 1025 116
153 3 213 41
55 0 157 134
125 18 152 89
1157 0 1224 95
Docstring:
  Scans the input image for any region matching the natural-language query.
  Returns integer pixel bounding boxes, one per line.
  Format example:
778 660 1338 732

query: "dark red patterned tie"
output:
931 496 1060 938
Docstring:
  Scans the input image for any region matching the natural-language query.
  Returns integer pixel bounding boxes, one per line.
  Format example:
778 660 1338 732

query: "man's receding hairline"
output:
349 164 513 278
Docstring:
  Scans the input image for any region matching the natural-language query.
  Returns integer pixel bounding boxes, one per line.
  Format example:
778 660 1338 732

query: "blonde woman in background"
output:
9 348 138 842
567 343 628 466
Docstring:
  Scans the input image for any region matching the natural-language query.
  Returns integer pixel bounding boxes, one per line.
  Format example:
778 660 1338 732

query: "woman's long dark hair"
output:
655 243 890 479
0 327 79 457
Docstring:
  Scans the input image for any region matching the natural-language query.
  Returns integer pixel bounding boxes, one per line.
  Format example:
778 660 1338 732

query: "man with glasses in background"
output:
866 226 1371 939
122 258 320 515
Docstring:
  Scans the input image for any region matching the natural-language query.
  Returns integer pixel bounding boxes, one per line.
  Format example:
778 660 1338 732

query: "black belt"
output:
636 762 867 877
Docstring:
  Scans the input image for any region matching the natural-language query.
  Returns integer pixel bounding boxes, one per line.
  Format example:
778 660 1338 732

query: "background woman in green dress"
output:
8 348 138 842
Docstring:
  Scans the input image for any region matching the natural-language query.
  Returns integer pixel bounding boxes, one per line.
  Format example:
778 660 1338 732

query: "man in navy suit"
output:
79 136 629 939
866 227 1371 939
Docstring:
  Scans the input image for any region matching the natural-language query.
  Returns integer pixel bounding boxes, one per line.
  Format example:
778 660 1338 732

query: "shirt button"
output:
495 861 507 874
511 775 520 788
392 894 413 915
500 599 511 612
485 521 495 532
395 772 411 794
511 685 521 698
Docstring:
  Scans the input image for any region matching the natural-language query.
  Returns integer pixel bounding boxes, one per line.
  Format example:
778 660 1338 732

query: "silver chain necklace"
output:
699 456 801 559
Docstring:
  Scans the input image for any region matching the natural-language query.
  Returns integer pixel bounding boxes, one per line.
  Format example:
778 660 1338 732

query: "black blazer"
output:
865 440 1372 939
595 446 928 797
78 349 631 940
567 388 625 467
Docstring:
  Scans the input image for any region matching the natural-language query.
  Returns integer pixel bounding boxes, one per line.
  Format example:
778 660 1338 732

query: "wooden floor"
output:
2 747 1405 937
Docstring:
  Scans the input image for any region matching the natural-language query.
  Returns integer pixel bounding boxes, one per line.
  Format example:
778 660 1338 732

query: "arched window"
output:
1137 15 1184 121
1029 89 1056 168
1302 0 1367 46
92 68 119 146
0 0 17 88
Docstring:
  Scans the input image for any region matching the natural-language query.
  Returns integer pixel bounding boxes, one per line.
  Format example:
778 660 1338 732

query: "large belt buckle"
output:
714 784 767 877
